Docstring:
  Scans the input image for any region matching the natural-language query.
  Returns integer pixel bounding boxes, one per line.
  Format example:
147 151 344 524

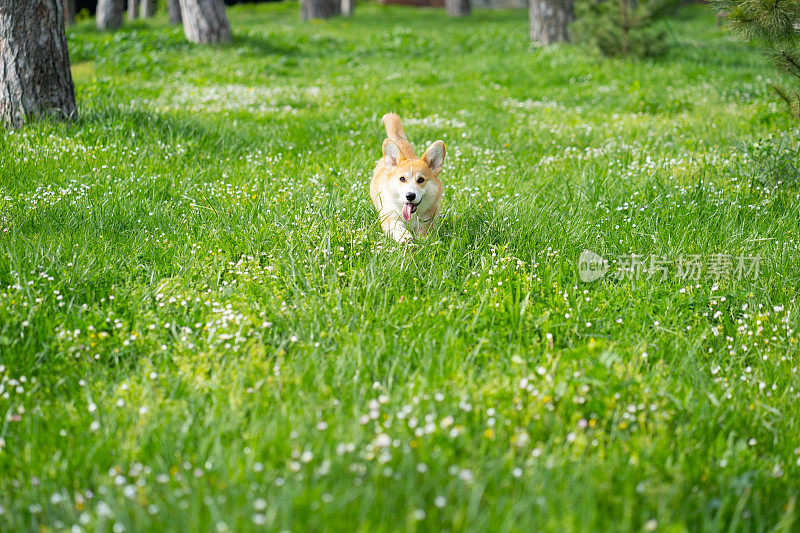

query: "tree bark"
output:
341 0 354 17
168 0 182 24
301 0 340 20
64 0 76 26
529 0 573 45
178 0 231 44
97 0 124 29
128 0 138 20
0 0 77 128
139 0 154 18
446 0 470 17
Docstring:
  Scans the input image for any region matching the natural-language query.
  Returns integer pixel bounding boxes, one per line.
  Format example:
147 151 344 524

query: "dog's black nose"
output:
406 192 416 202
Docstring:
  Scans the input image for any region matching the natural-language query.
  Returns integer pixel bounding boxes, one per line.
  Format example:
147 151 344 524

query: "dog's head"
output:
381 139 446 221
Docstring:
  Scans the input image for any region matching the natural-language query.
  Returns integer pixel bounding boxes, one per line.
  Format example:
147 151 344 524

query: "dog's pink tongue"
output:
401 203 413 221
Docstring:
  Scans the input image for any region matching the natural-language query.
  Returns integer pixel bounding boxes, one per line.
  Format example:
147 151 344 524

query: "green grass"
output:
2 2 800 531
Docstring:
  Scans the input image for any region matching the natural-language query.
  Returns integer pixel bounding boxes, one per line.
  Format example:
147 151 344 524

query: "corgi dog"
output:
370 113 446 243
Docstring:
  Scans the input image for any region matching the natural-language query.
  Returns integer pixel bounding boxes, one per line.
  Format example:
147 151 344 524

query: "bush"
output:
571 0 681 58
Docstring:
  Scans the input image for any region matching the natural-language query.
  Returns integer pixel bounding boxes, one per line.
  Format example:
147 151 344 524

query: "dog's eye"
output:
417 177 424 184
399 176 406 182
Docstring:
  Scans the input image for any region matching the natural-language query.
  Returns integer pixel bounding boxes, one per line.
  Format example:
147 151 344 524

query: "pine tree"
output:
571 0 681 57
0 0 77 127
301 0 340 20
716 0 800 119
530 0 574 45
179 0 231 44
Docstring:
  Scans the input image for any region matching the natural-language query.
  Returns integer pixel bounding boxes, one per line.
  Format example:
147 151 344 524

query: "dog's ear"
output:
422 141 446 175
382 139 402 169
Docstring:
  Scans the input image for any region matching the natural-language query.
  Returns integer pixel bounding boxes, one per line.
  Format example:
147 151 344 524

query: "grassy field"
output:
2 2 800 531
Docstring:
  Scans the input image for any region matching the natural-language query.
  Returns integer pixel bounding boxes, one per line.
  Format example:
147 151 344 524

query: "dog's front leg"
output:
415 217 436 238
381 214 413 243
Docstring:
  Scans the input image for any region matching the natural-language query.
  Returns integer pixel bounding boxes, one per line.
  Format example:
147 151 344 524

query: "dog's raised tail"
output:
382 113 416 159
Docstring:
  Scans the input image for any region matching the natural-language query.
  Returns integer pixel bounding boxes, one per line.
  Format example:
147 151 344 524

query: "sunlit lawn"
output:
1 2 800 531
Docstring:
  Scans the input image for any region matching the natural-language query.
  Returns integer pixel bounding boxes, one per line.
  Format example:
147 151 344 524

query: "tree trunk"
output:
301 0 340 20
178 0 231 44
64 0 76 26
168 0 182 24
341 0 354 17
139 0 154 18
0 0 77 128
529 0 573 45
446 0 470 17
128 0 138 20
97 0 124 29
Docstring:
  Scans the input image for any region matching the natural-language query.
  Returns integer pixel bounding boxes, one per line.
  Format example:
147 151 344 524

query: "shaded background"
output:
76 0 281 15
75 0 527 16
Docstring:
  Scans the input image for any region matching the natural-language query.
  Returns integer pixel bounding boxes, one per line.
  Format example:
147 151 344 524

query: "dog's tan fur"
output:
370 113 446 243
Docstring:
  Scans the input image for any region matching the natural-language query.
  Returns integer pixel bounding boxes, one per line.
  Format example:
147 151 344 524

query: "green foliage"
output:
571 0 681 57
1 3 799 531
76 8 92 23
717 0 800 119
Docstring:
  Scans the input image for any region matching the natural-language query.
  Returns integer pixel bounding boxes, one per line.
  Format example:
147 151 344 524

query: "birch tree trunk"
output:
97 0 124 29
178 0 231 44
0 0 77 127
341 0 354 17
529 0 573 45
128 0 138 20
64 0 76 26
301 0 340 20
446 0 470 17
168 0 182 24
139 0 154 18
